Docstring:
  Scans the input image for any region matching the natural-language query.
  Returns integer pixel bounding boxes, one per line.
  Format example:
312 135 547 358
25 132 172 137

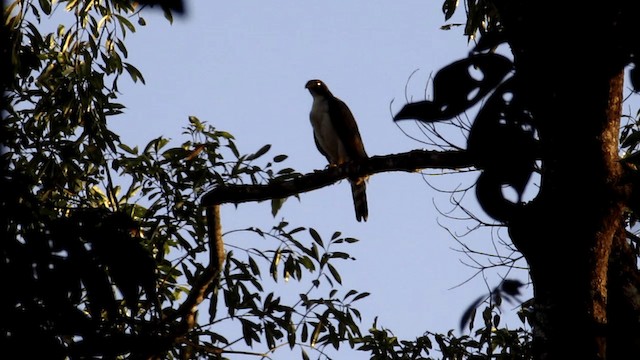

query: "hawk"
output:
305 79 369 222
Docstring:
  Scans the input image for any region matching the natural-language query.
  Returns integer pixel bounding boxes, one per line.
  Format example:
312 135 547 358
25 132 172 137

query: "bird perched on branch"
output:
305 79 369 222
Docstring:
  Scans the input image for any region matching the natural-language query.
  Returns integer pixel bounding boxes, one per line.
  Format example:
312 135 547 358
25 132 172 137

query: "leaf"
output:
270 249 281 281
310 316 327 347
475 171 519 222
265 323 276 350
343 289 358 300
500 278 524 297
273 154 288 162
5 0 20 18
329 289 338 298
622 129 640 148
70 240 118 318
309 228 323 247
327 263 342 285
482 305 493 324
288 226 305 235
299 256 315 271
240 318 261 346
97 15 111 35
62 29 77 53
287 320 296 349
94 221 157 311
468 77 537 198
216 130 235 140
227 141 240 158
248 257 260 276
181 263 193 283
301 323 309 342
394 53 513 122
301 348 310 360
330 251 350 260
473 31 509 53
38 0 52 15
440 23 463 31
163 6 174 24
209 286 219 322
271 197 286 217
124 63 145 84
188 115 201 127
442 0 458 20
115 14 136 34
310 243 319 261
246 144 271 161
353 292 370 302
630 63 640 92
263 292 274 309
459 295 484 331
622 151 640 165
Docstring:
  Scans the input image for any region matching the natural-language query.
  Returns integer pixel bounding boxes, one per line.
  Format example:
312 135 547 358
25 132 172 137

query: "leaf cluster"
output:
201 226 367 359
2 2 368 358
1 1 538 359
355 301 532 360
441 0 502 40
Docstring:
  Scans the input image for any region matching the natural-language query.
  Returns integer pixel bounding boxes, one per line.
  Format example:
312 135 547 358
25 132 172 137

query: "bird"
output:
305 79 369 222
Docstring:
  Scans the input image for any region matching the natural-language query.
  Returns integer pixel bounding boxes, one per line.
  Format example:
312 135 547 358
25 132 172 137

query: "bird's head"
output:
305 79 331 96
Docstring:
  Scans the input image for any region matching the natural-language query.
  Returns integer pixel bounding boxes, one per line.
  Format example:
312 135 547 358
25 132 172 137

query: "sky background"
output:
103 1 531 358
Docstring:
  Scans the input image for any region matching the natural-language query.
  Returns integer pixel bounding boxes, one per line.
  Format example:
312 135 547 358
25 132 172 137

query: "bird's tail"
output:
350 177 368 222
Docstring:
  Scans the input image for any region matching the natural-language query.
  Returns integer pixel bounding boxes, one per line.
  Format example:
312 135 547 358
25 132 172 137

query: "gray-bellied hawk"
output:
305 79 369 222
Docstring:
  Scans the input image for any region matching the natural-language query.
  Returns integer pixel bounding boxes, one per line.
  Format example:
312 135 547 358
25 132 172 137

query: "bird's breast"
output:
310 98 347 164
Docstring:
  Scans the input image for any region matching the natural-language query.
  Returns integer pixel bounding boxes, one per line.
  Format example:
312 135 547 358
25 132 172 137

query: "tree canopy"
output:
3 1 640 360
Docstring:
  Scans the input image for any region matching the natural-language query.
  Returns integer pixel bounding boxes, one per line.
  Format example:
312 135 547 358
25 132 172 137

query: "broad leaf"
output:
394 53 513 122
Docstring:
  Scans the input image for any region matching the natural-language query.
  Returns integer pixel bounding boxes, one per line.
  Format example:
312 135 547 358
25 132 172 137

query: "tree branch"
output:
157 149 473 359
201 149 473 206
163 205 225 326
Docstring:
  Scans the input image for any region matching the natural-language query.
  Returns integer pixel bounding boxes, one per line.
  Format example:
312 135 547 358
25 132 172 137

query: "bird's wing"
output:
327 97 368 160
313 133 331 163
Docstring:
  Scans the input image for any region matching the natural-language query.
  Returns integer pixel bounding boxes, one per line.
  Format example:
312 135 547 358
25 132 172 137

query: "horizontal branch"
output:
201 149 473 207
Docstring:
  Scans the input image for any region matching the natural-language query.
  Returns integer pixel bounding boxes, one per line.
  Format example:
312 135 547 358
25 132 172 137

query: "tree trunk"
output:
511 68 626 360
496 2 640 359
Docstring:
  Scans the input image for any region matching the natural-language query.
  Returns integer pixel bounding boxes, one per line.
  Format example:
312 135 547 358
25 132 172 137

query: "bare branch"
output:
163 205 224 331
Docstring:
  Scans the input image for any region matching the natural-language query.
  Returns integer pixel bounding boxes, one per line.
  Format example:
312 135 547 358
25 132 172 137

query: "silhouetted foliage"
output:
402 1 640 359
395 50 538 222
1 0 539 359
1 1 370 358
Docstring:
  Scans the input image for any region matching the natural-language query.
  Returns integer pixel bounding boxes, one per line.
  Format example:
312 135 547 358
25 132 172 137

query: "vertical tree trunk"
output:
514 69 625 360
495 2 637 359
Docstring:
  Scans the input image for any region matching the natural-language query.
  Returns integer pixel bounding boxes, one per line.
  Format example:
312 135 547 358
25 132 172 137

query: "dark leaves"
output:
468 77 537 197
394 53 513 122
459 279 527 331
501 279 525 297
0 204 159 359
133 0 186 14
630 62 640 92
68 210 158 314
393 50 536 222
472 31 508 53
442 0 458 20
467 77 538 221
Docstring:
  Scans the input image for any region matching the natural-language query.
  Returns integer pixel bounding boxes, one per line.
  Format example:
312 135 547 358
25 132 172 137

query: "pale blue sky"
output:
109 1 531 358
